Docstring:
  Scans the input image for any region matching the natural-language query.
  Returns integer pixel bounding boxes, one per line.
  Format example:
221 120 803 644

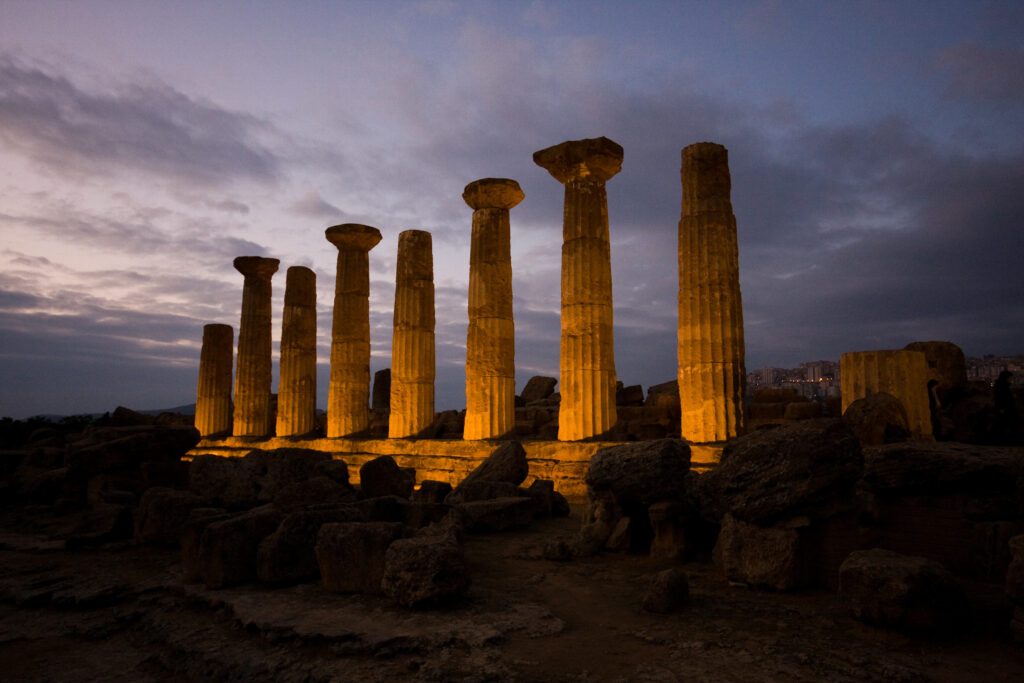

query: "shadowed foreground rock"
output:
382 533 470 607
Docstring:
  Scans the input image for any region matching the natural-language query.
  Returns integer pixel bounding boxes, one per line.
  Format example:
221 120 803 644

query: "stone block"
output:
256 506 364 585
316 521 407 594
359 455 415 499
134 487 204 546
382 535 470 607
458 497 535 533
198 506 285 589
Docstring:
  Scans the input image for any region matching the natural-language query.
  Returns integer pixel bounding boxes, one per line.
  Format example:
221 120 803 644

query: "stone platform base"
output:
188 437 722 503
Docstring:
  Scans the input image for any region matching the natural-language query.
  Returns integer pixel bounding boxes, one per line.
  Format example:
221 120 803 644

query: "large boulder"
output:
256 506 365 585
458 497 535 533
359 456 415 499
197 506 285 588
714 513 804 590
520 376 557 403
188 455 261 510
444 480 521 505
316 521 408 594
382 535 470 607
838 548 966 633
272 476 355 512
843 392 911 446
180 508 230 582
709 418 862 525
459 441 529 488
134 487 204 546
189 449 344 510
585 439 690 506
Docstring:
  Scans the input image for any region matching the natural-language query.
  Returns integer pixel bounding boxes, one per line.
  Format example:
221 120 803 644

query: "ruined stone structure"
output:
841 349 932 437
904 341 968 393
276 266 317 437
325 224 382 437
534 137 622 441
389 230 435 438
232 256 279 437
195 323 234 437
677 142 747 443
462 178 524 440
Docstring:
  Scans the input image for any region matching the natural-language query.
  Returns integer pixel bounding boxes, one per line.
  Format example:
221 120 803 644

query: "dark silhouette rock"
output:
382 535 470 607
134 487 204 546
316 521 407 594
272 476 355 512
198 506 285 588
359 456 415 499
445 480 520 505
843 392 911 446
412 480 452 504
459 440 529 488
585 439 690 506
459 497 535 533
256 506 365 585
356 495 410 523
714 513 803 590
180 508 230 582
616 384 645 407
642 567 690 613
520 376 557 403
838 548 966 633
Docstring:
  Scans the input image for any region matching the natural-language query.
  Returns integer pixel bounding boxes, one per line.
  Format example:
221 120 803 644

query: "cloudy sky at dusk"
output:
1 0 1022 419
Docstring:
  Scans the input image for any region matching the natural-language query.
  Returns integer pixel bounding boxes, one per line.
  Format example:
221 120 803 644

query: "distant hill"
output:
25 403 196 422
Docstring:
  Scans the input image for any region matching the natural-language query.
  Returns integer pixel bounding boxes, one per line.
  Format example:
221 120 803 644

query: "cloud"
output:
0 55 281 185
937 42 1024 105
291 190 344 220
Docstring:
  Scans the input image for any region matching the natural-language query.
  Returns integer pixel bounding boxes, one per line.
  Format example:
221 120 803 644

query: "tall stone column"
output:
534 136 622 441
389 230 435 438
276 266 317 437
677 142 747 443
195 323 233 437
840 349 931 437
232 256 279 437
325 224 382 437
462 178 524 440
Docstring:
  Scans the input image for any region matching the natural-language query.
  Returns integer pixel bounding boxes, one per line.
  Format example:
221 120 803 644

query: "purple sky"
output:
1 1 1022 418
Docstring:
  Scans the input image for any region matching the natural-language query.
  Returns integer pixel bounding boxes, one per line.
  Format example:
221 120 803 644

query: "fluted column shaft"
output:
195 323 233 437
326 224 382 437
840 350 932 437
534 137 622 441
389 230 435 438
232 256 279 437
463 178 523 440
276 266 317 436
677 142 746 443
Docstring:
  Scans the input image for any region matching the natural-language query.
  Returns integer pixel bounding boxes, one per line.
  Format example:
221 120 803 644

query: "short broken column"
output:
389 230 435 438
276 266 317 437
462 178 524 440
232 256 280 437
677 142 747 442
534 136 622 441
325 224 382 437
840 349 932 437
195 323 233 437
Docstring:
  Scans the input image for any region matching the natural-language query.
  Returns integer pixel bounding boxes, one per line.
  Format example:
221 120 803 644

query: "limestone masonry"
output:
231 256 279 437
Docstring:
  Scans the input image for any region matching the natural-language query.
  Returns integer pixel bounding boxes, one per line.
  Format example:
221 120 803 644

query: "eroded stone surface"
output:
232 256 279 437
276 266 317 437
389 230 435 438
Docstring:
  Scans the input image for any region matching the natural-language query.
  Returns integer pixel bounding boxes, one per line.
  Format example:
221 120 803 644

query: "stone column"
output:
325 224 382 437
462 178 524 440
389 230 435 438
534 136 622 441
677 142 747 443
840 349 932 437
276 266 317 437
232 256 279 437
195 323 233 437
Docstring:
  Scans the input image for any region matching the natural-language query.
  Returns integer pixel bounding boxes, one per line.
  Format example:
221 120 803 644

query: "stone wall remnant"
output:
462 178 524 439
389 230 435 438
195 323 233 437
276 266 317 437
533 136 622 441
232 256 279 437
326 224 382 437
677 142 746 443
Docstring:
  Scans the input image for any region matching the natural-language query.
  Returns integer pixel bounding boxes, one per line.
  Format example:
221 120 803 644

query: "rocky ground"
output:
2 509 1023 683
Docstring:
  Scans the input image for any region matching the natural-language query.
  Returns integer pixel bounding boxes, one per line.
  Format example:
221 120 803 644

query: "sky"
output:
1 0 1022 419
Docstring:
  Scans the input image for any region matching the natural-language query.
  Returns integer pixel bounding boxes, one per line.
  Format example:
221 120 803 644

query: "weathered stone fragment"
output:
389 230 435 437
459 440 529 488
359 455 415 500
677 142 746 443
134 487 204 546
838 548 966 633
714 513 803 590
256 506 364 585
585 439 690 506
841 349 932 438
180 508 230 582
231 256 279 437
276 266 317 437
520 376 557 403
843 392 911 446
325 224 382 437
412 480 452 504
382 535 470 607
272 476 354 512
534 136 622 441
642 567 690 613
463 178 523 439
195 324 233 437
198 506 285 588
459 497 535 533
316 521 407 594
444 480 521 505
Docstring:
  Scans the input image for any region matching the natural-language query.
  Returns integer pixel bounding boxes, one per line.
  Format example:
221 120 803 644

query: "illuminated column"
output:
677 142 747 442
325 224 382 437
276 266 317 437
840 350 932 437
534 136 622 441
195 323 233 437
232 256 279 437
389 230 435 438
462 178 523 440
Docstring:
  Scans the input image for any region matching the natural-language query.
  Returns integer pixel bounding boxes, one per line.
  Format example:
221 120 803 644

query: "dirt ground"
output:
1 511 1023 683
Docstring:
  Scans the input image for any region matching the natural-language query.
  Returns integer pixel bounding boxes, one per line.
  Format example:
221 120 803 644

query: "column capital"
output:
233 255 280 279
463 178 524 210
325 223 382 252
533 136 623 184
